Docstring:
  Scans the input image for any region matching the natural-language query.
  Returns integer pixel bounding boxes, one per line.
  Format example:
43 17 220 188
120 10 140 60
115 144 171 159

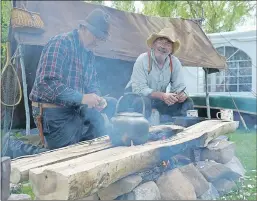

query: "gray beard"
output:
154 52 169 65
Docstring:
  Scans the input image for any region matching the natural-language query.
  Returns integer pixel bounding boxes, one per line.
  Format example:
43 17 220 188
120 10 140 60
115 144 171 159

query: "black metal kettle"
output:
110 93 149 146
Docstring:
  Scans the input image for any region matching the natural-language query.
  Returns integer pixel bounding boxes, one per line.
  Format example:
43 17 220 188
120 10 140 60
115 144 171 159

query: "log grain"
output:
29 120 238 200
10 136 112 184
10 125 183 184
149 124 184 134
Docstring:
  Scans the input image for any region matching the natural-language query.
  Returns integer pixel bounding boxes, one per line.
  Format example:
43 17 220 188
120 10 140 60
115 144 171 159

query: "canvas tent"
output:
12 1 227 67
7 0 227 128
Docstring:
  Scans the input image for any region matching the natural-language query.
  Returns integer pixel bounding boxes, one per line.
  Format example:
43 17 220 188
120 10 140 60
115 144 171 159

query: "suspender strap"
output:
147 51 152 74
169 55 173 73
147 50 173 74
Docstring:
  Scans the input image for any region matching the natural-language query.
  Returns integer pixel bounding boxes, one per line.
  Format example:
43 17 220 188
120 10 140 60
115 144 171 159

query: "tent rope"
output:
203 20 253 131
190 7 253 131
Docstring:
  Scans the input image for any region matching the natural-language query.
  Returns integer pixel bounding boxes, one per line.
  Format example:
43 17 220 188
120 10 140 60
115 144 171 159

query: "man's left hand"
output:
176 92 187 103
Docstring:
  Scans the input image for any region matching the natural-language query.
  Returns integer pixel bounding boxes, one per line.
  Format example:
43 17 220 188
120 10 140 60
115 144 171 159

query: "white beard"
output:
154 51 169 65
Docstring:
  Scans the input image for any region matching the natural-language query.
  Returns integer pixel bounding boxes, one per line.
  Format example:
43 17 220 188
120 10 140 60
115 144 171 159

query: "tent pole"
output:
204 68 211 119
195 9 211 119
19 45 30 135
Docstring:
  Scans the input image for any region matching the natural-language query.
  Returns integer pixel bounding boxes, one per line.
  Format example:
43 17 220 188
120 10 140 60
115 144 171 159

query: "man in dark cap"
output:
2 9 117 158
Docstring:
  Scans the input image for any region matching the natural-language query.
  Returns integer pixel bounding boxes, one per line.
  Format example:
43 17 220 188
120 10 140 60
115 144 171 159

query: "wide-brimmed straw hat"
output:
147 28 181 54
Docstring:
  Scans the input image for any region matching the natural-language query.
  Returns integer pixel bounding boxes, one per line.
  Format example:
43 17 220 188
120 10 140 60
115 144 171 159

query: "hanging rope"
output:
1 47 21 156
1 42 22 107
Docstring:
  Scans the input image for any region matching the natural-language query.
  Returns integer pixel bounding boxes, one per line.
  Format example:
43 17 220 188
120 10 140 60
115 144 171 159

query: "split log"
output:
149 124 184 134
148 124 185 141
29 120 238 200
10 136 112 184
10 125 182 184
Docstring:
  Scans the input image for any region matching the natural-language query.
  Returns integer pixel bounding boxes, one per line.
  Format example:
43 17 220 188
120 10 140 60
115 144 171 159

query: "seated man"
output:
2 9 117 158
125 29 194 120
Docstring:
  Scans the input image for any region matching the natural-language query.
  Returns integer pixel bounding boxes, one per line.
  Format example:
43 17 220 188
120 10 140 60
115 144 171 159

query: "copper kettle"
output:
110 93 149 146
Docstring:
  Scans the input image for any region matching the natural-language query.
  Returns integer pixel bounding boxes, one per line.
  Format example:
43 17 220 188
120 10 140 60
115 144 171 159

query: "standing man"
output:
2 9 117 158
125 28 194 119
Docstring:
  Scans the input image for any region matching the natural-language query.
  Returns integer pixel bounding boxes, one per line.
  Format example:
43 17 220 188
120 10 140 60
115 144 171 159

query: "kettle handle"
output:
115 92 145 116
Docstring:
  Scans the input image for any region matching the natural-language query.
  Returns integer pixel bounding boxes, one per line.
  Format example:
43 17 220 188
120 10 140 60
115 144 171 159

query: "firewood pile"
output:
7 120 244 200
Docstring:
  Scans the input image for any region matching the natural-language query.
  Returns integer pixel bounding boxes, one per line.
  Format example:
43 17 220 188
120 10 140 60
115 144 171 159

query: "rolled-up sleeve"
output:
131 54 154 96
168 57 188 96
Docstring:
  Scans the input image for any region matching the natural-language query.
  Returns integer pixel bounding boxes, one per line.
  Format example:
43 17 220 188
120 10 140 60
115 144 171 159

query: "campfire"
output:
9 120 241 200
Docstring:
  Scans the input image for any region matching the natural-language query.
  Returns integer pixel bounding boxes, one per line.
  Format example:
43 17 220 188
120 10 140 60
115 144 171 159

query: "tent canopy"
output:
12 1 227 69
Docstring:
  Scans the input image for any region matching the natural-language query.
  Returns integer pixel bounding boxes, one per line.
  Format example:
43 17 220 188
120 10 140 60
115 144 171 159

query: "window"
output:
206 46 252 92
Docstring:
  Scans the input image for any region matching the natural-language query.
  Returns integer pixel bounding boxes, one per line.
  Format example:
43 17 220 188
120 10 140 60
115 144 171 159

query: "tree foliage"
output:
142 1 256 33
111 1 135 13
1 0 12 66
84 1 103 5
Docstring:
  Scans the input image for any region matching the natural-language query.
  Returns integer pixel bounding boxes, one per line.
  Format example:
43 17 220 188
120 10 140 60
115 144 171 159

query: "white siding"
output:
184 29 256 98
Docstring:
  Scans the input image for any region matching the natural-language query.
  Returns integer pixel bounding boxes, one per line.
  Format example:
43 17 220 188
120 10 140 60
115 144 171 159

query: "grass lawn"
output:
19 183 35 200
16 129 257 200
221 130 257 200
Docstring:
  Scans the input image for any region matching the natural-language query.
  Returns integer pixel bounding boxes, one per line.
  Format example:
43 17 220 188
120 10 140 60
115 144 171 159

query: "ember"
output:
162 160 170 168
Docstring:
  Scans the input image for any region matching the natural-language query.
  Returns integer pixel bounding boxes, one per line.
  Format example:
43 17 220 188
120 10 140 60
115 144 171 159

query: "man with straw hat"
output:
125 28 194 120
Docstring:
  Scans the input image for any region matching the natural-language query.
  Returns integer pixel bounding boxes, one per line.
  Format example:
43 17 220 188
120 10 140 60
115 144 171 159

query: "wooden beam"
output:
29 120 238 200
149 124 184 134
10 125 183 184
10 136 112 184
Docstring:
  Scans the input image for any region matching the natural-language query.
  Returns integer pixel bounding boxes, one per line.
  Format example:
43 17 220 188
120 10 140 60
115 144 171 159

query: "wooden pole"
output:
19 45 30 135
193 10 211 120
2 42 13 134
1 157 11 201
204 68 211 119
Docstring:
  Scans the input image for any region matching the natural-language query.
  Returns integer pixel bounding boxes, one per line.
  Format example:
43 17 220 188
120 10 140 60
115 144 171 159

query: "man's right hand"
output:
81 93 101 108
162 93 178 105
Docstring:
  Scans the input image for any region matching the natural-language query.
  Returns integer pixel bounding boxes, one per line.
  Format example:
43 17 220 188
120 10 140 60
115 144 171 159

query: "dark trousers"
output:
1 133 49 159
119 95 194 119
2 97 117 158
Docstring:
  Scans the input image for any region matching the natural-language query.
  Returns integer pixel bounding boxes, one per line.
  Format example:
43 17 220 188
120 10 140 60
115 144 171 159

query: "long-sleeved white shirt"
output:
126 51 188 96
